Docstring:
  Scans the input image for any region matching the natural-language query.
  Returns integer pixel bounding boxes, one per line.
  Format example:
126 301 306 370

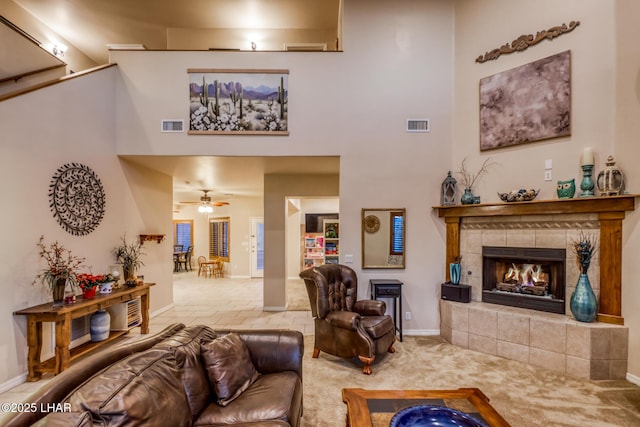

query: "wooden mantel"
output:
434 195 637 325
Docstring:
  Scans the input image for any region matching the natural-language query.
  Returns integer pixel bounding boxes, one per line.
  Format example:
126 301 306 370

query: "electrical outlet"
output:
405 311 411 320
544 170 552 181
344 254 353 263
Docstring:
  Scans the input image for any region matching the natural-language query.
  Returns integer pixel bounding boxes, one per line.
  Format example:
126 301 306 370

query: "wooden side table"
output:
369 279 403 341
14 283 154 381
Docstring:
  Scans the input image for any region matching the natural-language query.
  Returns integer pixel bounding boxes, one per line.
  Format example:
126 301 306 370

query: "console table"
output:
14 283 154 381
370 279 403 341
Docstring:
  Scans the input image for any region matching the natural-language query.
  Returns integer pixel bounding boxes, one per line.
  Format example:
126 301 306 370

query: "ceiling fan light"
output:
198 205 213 213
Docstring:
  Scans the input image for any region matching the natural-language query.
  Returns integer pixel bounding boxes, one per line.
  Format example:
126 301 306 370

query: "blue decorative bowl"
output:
389 405 488 427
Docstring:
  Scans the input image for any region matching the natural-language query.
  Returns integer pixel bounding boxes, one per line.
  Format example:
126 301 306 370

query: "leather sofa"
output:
3 323 303 427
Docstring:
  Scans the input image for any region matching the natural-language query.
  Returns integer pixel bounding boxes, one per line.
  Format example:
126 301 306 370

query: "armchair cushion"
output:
353 299 386 316
360 315 395 339
326 310 359 329
201 333 260 407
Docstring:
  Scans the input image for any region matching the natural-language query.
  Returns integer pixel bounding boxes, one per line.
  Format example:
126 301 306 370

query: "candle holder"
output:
579 164 595 197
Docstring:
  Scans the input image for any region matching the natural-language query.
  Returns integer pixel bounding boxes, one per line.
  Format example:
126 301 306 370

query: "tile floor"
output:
0 272 313 422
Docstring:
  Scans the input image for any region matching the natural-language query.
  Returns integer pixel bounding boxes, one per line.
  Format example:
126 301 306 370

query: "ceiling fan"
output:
179 190 229 213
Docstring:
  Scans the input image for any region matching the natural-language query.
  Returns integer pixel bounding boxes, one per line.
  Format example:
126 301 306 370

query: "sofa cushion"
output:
31 411 93 427
201 332 260 406
153 324 217 418
65 348 191 427
194 371 301 426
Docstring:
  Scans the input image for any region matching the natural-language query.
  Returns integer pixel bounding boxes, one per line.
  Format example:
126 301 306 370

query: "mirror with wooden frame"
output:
361 208 406 269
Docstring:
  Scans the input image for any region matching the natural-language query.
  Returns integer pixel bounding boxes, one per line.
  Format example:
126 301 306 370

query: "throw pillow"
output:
200 333 260 406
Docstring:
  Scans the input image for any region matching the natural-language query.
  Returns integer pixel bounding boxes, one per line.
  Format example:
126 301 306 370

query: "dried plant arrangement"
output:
455 157 496 190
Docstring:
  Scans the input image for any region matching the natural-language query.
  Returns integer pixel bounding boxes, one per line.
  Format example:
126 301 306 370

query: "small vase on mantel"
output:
460 188 475 205
569 233 598 323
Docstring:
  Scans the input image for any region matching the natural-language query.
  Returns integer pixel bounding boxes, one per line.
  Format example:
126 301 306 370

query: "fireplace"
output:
482 246 565 314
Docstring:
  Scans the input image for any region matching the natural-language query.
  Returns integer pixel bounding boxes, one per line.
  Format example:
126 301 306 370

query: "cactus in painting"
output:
213 80 220 116
277 76 287 118
200 76 208 107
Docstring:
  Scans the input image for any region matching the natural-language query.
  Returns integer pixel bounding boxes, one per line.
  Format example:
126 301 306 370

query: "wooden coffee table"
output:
342 388 511 427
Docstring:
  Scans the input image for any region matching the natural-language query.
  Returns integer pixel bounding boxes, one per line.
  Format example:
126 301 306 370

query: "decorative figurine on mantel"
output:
579 148 595 197
597 155 625 196
440 171 457 206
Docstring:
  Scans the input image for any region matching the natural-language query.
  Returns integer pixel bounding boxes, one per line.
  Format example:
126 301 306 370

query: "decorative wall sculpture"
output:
475 21 580 63
49 163 105 235
479 50 571 151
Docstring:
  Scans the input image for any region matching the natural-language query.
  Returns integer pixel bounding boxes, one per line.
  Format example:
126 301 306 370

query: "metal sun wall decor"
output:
49 163 106 236
188 69 289 135
479 50 571 151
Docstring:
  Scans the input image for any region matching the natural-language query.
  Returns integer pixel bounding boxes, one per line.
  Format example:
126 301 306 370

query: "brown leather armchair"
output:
299 264 396 374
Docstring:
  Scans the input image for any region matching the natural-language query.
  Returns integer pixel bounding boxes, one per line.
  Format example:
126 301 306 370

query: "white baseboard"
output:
263 306 287 312
402 329 440 336
627 372 640 386
0 372 27 394
228 275 251 279
150 303 175 318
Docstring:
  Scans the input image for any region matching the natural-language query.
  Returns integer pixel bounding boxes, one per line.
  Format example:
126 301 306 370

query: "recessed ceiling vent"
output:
161 120 184 132
406 119 430 133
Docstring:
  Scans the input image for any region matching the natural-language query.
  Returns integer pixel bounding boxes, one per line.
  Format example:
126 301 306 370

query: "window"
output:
389 211 404 255
173 220 193 249
209 217 230 261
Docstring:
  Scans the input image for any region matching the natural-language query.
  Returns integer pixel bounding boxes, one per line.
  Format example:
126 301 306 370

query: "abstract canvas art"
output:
479 50 571 151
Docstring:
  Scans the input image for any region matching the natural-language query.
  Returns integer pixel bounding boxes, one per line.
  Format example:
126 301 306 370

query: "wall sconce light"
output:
52 43 67 57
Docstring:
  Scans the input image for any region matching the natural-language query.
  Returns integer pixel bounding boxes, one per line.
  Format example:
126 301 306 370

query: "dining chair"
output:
197 256 211 278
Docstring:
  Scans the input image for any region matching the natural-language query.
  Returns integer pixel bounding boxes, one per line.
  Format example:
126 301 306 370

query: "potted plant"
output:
77 273 115 298
33 236 86 307
77 273 100 299
113 235 145 286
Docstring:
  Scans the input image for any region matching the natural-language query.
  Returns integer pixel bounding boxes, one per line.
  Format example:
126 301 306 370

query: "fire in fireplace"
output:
482 246 566 314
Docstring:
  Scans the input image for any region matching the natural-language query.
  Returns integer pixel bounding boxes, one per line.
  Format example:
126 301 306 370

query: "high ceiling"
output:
13 0 341 64
8 0 341 204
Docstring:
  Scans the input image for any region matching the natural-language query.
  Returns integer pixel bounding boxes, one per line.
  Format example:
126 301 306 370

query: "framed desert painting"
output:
479 50 571 151
188 69 288 135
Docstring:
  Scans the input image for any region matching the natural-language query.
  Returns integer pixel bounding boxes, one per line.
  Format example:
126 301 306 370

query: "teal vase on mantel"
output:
460 188 474 205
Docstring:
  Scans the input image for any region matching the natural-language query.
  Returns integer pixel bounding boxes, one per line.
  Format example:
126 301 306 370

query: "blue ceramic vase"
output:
90 309 111 341
449 263 461 285
460 188 474 205
570 273 597 322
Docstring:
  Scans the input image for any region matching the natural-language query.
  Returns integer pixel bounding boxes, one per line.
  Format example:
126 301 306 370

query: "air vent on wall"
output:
406 119 430 133
284 43 327 51
161 120 184 132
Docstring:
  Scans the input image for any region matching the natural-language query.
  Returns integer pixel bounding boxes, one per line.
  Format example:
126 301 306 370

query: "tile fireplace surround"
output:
435 196 636 380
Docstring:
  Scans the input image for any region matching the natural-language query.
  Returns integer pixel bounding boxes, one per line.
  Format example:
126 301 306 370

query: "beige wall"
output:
111 0 455 330
615 0 640 379
454 0 640 380
0 68 174 387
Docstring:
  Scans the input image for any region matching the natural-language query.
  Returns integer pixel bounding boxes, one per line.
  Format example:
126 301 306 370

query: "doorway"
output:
250 217 264 278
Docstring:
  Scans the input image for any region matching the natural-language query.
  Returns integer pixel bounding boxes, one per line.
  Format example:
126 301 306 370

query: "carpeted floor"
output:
287 278 311 311
300 335 640 426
